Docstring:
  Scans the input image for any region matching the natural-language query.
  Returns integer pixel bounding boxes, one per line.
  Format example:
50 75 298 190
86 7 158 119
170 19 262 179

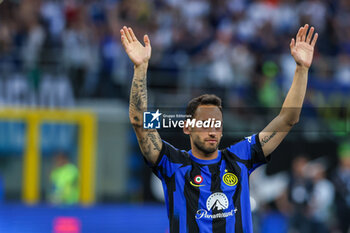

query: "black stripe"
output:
223 134 269 170
252 134 270 163
172 217 179 233
230 160 244 233
185 163 201 233
209 164 226 233
165 175 179 233
223 148 251 169
153 145 191 179
163 141 192 164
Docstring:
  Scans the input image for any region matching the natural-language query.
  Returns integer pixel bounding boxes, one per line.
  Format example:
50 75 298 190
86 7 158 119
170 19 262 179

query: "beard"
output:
192 135 219 155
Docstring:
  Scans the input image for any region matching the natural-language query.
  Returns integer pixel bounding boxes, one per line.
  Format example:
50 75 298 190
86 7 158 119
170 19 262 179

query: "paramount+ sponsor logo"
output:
195 192 237 220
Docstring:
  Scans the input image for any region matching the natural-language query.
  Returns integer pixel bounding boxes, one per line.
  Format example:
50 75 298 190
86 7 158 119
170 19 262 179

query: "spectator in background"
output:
0 174 3 203
39 73 74 108
0 17 17 74
5 73 36 107
62 3 95 98
40 0 65 40
308 161 334 233
19 0 46 72
0 78 5 106
208 24 235 88
260 194 289 233
332 142 350 233
49 152 79 205
335 53 350 87
287 155 314 233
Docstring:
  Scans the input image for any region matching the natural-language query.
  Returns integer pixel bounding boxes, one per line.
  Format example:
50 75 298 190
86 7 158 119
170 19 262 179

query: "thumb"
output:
144 35 151 48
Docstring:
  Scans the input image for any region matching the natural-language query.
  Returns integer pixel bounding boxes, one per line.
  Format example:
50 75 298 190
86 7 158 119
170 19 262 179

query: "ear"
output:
183 120 191 135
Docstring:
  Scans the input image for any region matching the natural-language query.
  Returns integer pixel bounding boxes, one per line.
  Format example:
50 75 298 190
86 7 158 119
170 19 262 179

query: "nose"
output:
208 131 216 138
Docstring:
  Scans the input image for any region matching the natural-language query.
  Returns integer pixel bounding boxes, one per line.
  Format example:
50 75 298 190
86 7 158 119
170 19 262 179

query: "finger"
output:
290 38 295 49
311 32 318 47
306 26 314 44
296 27 303 42
120 29 128 44
128 27 137 41
121 35 128 50
144 34 151 48
123 26 132 43
120 30 129 49
300 24 307 42
301 24 309 42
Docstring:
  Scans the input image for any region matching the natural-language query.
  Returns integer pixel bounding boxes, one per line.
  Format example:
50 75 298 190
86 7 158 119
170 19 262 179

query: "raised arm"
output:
120 26 162 164
259 24 318 156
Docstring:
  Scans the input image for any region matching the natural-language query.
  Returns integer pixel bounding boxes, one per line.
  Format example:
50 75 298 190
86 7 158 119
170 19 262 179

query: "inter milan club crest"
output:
222 172 238 186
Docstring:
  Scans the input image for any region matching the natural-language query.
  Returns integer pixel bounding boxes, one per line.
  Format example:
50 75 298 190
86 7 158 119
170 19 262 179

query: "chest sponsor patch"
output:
195 192 237 219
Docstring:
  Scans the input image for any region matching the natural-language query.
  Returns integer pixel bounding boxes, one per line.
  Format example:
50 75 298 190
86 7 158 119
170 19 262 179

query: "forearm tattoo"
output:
261 132 277 147
138 130 161 157
130 72 147 119
129 68 162 161
148 131 162 151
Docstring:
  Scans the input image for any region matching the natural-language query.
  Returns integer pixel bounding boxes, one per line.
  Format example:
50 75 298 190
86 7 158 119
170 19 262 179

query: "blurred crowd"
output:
0 0 349 108
250 143 350 233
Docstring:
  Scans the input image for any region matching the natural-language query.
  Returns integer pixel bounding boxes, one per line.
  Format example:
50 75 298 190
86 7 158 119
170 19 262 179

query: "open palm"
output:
290 24 318 68
120 26 151 67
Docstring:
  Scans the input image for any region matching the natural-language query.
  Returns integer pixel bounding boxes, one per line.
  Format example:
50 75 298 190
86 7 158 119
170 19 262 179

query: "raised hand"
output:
290 24 318 68
120 26 151 67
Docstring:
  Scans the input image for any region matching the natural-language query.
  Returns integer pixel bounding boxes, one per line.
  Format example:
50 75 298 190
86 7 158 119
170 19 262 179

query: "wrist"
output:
134 62 149 70
296 64 309 72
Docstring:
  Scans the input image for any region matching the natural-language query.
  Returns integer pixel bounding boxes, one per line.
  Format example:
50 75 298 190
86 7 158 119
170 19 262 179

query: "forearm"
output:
129 63 148 127
279 65 309 125
259 65 308 156
259 24 317 156
128 63 162 164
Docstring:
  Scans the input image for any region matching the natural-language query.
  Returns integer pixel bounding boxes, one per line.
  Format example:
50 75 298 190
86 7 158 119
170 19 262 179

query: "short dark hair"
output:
186 94 222 118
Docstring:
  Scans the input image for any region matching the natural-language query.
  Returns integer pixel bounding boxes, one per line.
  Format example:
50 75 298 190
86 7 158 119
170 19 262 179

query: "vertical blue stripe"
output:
161 178 170 218
158 155 184 178
221 159 236 233
237 162 253 233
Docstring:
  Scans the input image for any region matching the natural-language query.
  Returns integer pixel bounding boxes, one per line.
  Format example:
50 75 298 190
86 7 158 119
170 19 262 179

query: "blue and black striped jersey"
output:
148 133 269 233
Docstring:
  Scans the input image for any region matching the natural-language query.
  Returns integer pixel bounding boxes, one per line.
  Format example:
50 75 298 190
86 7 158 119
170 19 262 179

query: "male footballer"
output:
121 24 318 233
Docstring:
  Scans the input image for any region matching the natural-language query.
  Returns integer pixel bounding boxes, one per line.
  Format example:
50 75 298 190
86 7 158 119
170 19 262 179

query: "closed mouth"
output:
205 139 217 143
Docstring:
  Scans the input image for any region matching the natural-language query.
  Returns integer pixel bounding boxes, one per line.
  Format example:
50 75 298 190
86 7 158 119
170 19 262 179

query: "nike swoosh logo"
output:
190 181 205 187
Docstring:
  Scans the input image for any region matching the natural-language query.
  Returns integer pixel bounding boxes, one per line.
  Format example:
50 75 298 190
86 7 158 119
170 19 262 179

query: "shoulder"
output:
154 140 190 166
226 134 260 156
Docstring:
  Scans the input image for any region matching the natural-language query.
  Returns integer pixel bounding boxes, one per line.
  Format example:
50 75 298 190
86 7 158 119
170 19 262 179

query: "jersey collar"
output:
188 150 222 165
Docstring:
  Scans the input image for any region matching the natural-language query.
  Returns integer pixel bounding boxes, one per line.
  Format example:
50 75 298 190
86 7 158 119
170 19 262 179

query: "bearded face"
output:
184 105 223 157
192 133 220 155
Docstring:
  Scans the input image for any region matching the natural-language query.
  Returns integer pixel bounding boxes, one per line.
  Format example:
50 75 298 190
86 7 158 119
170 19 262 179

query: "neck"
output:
191 144 218 160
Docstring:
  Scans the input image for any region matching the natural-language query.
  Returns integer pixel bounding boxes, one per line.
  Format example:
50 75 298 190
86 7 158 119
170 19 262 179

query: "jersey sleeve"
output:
145 140 189 180
226 133 269 174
